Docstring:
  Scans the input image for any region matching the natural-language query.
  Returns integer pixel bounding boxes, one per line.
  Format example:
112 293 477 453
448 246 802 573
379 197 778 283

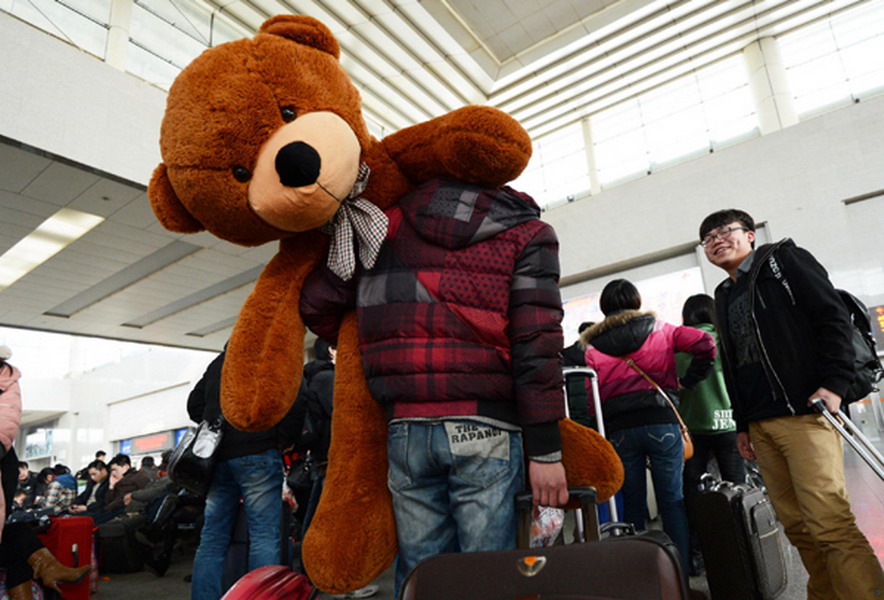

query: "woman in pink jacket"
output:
0 347 91 600
582 280 715 571
0 344 22 539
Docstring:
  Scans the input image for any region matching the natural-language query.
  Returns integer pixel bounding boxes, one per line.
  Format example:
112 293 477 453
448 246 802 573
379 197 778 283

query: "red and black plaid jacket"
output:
301 178 565 456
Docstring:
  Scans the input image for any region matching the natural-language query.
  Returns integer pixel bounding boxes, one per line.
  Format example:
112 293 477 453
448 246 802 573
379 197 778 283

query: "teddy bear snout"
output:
275 141 321 188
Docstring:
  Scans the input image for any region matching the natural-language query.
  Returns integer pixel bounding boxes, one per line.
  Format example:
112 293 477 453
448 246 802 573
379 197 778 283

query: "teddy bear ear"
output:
148 164 205 233
259 15 340 59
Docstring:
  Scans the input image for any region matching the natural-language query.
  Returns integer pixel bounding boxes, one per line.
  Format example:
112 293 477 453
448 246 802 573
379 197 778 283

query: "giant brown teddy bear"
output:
148 15 623 593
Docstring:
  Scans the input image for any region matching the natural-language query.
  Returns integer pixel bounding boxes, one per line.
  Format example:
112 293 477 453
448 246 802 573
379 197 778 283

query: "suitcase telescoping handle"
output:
811 399 884 480
562 367 619 522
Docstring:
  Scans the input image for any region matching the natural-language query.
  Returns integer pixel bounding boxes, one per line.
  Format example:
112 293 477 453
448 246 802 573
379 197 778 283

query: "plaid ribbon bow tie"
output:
320 163 388 281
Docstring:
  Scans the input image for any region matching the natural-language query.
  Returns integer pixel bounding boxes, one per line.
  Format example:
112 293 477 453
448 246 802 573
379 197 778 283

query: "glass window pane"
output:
6 0 109 58
595 128 649 185
126 43 182 90
840 37 884 81
651 135 708 166
794 84 852 116
787 55 846 96
703 88 752 127
136 0 212 45
210 17 247 46
697 56 747 100
591 99 642 142
511 167 546 199
131 4 208 69
830 1 884 47
779 23 838 66
710 114 759 147
781 0 884 117
851 69 884 99
640 79 701 123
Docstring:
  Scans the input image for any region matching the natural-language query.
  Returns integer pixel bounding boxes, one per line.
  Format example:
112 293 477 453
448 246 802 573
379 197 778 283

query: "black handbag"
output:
286 453 315 491
167 417 224 497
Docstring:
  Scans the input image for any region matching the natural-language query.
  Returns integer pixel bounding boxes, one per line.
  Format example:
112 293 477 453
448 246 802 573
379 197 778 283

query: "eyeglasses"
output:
700 225 748 248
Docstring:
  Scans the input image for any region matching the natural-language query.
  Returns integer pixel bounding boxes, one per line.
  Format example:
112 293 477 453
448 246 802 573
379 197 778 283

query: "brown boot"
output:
7 582 34 600
26 547 91 593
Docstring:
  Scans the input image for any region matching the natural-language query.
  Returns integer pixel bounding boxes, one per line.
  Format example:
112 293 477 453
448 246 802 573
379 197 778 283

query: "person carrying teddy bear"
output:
301 176 570 595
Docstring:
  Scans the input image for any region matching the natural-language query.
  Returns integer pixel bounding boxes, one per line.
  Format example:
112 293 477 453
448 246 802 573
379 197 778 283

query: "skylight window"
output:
779 0 884 117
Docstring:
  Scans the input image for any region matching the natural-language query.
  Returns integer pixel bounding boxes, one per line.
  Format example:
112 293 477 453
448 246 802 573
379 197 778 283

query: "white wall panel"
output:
0 13 165 185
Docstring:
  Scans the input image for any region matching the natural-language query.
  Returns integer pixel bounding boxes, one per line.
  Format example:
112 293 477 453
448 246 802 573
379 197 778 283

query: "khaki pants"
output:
750 414 884 600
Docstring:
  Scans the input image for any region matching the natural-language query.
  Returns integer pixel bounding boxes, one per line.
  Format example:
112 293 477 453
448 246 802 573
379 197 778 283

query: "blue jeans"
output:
191 449 284 600
610 424 690 569
388 421 524 597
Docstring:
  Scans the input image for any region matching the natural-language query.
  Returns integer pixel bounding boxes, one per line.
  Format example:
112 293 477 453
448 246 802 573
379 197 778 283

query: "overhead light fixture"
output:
0 208 104 290
45 240 201 318
186 316 239 338
123 265 262 328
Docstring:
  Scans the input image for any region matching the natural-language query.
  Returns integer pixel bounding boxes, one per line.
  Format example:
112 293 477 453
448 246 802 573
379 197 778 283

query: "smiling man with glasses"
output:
698 208 883 600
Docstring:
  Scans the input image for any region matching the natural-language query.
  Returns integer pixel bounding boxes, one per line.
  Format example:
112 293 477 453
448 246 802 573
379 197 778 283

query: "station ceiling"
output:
0 0 864 351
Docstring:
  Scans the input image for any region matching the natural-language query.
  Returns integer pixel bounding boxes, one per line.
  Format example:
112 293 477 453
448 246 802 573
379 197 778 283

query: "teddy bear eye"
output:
280 106 297 122
232 166 252 182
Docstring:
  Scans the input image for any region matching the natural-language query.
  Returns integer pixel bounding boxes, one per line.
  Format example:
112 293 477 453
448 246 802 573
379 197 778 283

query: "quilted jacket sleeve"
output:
300 264 358 346
507 222 565 457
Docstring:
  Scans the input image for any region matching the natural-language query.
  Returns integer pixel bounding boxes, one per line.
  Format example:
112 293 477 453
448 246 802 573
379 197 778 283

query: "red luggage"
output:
220 565 315 600
36 516 94 600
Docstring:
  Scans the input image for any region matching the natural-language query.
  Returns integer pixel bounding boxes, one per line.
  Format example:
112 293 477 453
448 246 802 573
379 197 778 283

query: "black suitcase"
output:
692 478 787 600
98 514 149 573
220 501 295 594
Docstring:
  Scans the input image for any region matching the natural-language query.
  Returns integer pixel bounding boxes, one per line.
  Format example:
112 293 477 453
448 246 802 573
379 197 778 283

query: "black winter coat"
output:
714 239 855 430
74 477 108 511
561 341 592 427
187 351 302 461
292 359 334 462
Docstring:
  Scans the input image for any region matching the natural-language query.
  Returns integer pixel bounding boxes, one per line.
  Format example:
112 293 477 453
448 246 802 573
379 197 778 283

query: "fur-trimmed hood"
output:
580 310 656 357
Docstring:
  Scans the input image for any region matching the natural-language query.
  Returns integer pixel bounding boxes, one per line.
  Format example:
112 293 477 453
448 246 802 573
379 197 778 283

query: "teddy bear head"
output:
148 15 371 247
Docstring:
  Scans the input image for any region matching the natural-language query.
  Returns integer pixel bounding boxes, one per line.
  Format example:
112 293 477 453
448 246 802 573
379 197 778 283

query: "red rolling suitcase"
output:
36 516 94 600
220 565 315 600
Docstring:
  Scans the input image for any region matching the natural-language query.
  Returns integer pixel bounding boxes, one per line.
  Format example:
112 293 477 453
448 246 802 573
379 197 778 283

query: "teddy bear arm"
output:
220 235 326 432
301 313 397 592
380 106 533 187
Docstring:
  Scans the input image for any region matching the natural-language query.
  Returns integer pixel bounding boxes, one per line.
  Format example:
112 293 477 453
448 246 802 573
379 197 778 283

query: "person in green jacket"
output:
676 294 747 576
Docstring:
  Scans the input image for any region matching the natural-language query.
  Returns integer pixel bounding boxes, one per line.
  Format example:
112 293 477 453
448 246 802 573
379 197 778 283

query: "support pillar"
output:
581 117 602 195
743 37 798 134
105 0 133 71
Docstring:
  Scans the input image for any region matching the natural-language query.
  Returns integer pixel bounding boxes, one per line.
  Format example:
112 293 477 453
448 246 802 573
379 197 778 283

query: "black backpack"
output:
839 290 884 403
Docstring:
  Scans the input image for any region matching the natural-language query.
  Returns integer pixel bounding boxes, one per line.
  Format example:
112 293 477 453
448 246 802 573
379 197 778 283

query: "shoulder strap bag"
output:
623 358 694 461
167 416 224 496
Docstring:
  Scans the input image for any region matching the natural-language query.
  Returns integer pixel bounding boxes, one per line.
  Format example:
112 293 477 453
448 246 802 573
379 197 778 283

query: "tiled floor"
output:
94 401 884 599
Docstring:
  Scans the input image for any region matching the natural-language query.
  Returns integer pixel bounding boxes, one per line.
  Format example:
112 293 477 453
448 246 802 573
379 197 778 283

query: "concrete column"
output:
105 0 133 71
581 117 602 195
743 37 799 135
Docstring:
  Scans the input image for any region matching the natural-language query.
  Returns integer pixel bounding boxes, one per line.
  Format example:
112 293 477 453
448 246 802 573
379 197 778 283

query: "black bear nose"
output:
275 141 321 187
